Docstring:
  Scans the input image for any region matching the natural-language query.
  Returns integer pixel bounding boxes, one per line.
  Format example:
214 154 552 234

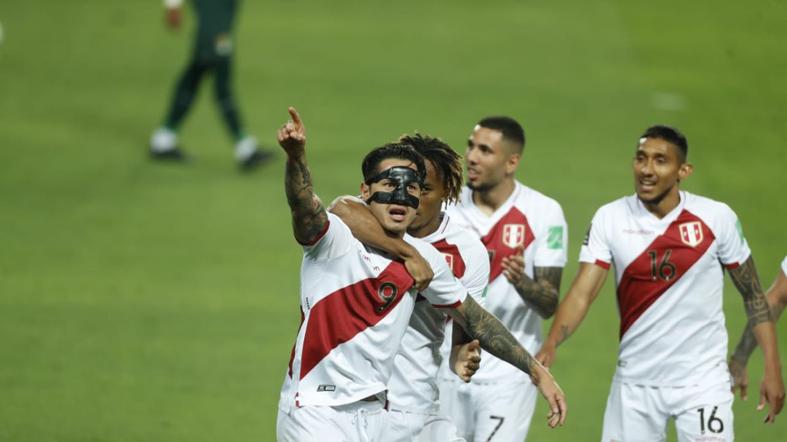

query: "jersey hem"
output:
293 384 387 408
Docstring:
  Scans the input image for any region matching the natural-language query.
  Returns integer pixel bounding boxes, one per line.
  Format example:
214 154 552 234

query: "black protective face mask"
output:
365 166 423 209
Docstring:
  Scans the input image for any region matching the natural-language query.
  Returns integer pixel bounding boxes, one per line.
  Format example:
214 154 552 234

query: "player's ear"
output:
678 162 693 181
360 182 371 200
505 153 521 175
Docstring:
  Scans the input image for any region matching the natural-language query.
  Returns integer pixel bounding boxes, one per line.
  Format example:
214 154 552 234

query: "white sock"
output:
234 136 258 161
150 127 178 152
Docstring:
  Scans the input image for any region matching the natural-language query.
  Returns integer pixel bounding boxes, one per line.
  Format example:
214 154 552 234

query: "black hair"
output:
639 125 688 161
361 142 426 184
477 116 526 153
398 133 463 203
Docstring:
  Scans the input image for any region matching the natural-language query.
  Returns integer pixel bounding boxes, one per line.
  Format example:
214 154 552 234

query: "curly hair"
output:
398 133 463 203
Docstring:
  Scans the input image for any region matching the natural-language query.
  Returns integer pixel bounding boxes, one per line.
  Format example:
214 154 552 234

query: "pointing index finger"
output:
288 106 303 128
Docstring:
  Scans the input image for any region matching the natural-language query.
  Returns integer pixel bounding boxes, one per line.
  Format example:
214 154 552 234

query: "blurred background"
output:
0 0 785 440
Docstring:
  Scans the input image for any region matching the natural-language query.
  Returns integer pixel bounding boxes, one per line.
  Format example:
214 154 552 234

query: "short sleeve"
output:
533 202 568 268
781 256 787 277
460 238 490 308
715 205 751 268
303 213 353 261
413 241 468 308
579 207 612 269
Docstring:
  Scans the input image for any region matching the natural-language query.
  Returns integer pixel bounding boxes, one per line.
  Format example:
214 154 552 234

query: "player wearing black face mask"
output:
364 166 424 209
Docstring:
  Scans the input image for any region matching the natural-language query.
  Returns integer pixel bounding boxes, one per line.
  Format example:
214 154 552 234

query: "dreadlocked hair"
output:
398 133 463 203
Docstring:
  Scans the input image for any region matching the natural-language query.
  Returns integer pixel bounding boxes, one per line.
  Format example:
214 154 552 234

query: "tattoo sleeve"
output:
728 257 772 328
284 155 328 245
513 266 562 318
451 296 534 375
732 287 785 365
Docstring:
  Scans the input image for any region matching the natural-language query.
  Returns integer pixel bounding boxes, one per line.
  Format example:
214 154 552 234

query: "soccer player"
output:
537 125 785 441
330 133 491 441
437 116 568 442
149 0 270 170
730 256 787 407
275 108 566 442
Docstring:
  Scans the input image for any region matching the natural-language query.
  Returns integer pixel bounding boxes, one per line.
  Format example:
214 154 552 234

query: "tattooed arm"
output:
277 107 328 245
501 254 562 318
536 262 608 368
727 256 784 423
732 268 787 367
447 296 567 427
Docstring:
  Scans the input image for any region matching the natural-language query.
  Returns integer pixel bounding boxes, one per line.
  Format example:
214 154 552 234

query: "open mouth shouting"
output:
388 205 409 222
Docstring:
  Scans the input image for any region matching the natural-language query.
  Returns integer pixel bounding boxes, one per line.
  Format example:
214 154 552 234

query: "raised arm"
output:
277 107 328 245
328 196 433 290
447 296 567 428
727 256 784 423
501 252 562 318
536 262 608 368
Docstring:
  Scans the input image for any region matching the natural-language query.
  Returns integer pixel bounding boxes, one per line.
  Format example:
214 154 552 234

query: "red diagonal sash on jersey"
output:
617 210 715 338
299 261 415 379
483 207 534 282
432 239 467 278
415 239 467 304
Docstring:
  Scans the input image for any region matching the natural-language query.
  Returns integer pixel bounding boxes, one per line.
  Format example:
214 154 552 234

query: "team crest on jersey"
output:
679 221 704 247
442 253 454 272
503 224 526 248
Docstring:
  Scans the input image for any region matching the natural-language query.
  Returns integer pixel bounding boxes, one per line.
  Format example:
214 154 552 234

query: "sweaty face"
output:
361 158 422 236
633 137 686 205
409 160 446 233
465 126 512 192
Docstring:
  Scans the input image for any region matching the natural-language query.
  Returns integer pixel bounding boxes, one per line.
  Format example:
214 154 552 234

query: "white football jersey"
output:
387 214 490 413
580 191 750 386
278 213 467 411
439 181 568 383
781 256 787 276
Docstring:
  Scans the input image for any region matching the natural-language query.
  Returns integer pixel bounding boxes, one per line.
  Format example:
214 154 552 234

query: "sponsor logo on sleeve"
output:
547 225 564 250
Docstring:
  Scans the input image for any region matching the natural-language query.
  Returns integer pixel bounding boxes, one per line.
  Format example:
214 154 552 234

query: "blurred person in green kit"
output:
149 0 271 170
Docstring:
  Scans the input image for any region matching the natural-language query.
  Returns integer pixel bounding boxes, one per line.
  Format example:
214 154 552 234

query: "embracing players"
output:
274 108 566 442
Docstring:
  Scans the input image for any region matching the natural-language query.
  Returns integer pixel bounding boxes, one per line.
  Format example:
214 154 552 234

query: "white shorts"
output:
276 400 387 442
385 408 465 442
438 379 537 442
601 377 734 442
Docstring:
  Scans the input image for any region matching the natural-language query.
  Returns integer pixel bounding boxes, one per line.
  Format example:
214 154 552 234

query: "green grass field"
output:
1 1 785 440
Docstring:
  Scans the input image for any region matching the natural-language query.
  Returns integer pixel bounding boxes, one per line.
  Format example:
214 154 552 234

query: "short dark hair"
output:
399 133 463 203
361 142 426 184
478 116 526 153
639 125 688 160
